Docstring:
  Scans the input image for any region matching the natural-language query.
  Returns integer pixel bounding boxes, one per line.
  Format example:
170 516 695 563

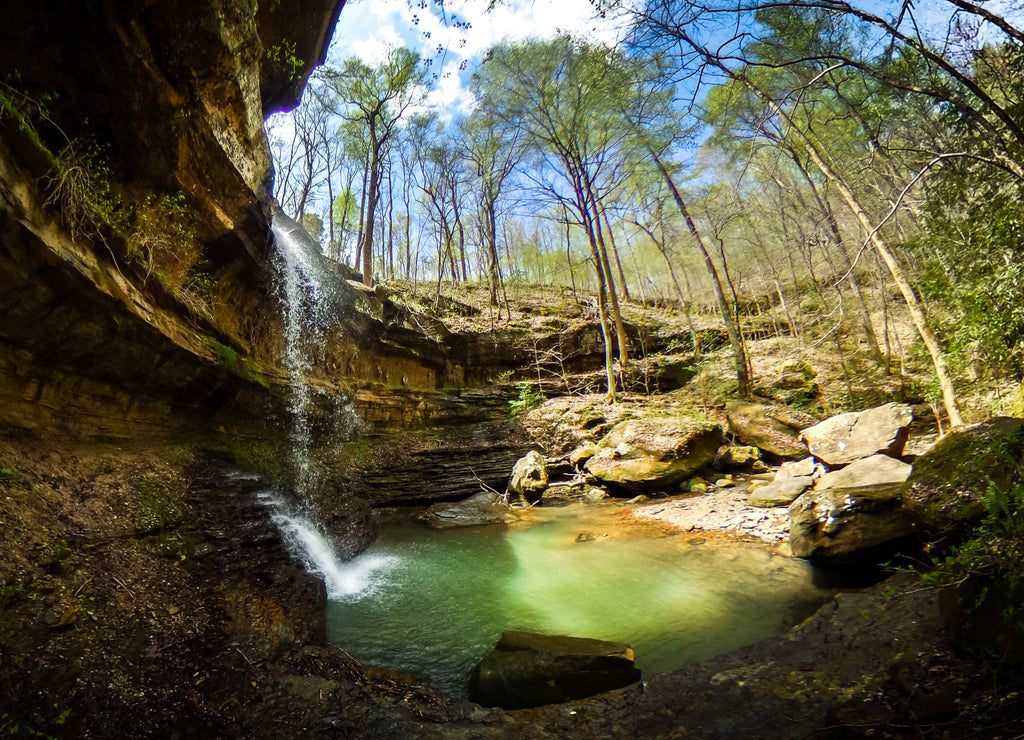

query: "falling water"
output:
267 206 362 576
271 210 331 497
255 489 396 600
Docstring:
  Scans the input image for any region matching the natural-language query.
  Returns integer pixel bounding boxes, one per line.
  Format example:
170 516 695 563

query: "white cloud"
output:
327 0 632 118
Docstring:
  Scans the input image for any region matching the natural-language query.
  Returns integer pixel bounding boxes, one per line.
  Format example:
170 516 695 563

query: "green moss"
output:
221 438 286 479
0 465 22 487
134 473 184 535
208 338 240 370
242 360 268 387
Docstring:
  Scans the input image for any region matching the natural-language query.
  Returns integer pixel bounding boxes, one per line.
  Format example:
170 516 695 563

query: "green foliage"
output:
0 465 22 487
509 381 544 416
266 39 304 82
0 76 60 160
44 134 124 240
128 193 196 276
922 426 1024 657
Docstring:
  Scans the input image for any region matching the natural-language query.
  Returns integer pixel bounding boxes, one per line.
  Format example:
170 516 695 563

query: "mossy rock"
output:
134 473 185 535
906 417 1024 533
585 415 724 493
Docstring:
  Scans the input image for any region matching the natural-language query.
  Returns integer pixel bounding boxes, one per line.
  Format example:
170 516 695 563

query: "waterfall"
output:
255 489 396 600
271 210 331 497
267 206 364 578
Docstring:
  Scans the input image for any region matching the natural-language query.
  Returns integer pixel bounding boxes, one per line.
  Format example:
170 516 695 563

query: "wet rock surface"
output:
420 491 516 528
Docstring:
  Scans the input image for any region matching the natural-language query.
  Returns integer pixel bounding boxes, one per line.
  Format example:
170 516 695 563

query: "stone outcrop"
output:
905 416 1024 533
799 403 913 467
584 416 724 493
469 631 642 709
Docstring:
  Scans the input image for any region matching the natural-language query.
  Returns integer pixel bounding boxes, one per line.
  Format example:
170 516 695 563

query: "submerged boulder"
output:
789 483 915 564
420 491 515 528
725 401 814 459
469 630 642 709
508 450 549 503
799 403 913 467
584 416 724 493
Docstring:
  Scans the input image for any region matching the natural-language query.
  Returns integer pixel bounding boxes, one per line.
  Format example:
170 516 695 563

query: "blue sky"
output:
325 0 634 117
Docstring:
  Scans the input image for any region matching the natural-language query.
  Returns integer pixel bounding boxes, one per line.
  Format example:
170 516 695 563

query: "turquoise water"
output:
326 503 829 697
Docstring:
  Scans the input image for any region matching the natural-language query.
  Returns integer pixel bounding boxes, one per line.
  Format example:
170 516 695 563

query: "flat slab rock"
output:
799 403 913 467
814 454 912 491
469 630 642 709
748 476 813 507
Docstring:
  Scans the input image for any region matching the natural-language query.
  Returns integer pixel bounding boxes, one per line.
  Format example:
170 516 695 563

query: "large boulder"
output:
814 454 913 491
789 483 916 564
775 456 826 481
508 450 549 503
799 403 914 467
419 491 515 529
584 416 724 493
748 476 813 508
468 630 642 709
725 401 815 459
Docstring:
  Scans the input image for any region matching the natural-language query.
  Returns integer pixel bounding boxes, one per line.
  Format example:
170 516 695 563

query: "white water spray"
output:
256 490 397 601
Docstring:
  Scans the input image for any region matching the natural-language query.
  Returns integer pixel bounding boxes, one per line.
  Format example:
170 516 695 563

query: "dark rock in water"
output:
799 403 914 467
420 491 515 529
469 630 642 709
789 482 915 564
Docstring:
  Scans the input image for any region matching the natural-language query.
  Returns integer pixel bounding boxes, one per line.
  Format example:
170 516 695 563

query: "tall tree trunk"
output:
587 187 630 365
653 152 751 395
362 142 380 287
598 201 631 301
757 90 963 426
